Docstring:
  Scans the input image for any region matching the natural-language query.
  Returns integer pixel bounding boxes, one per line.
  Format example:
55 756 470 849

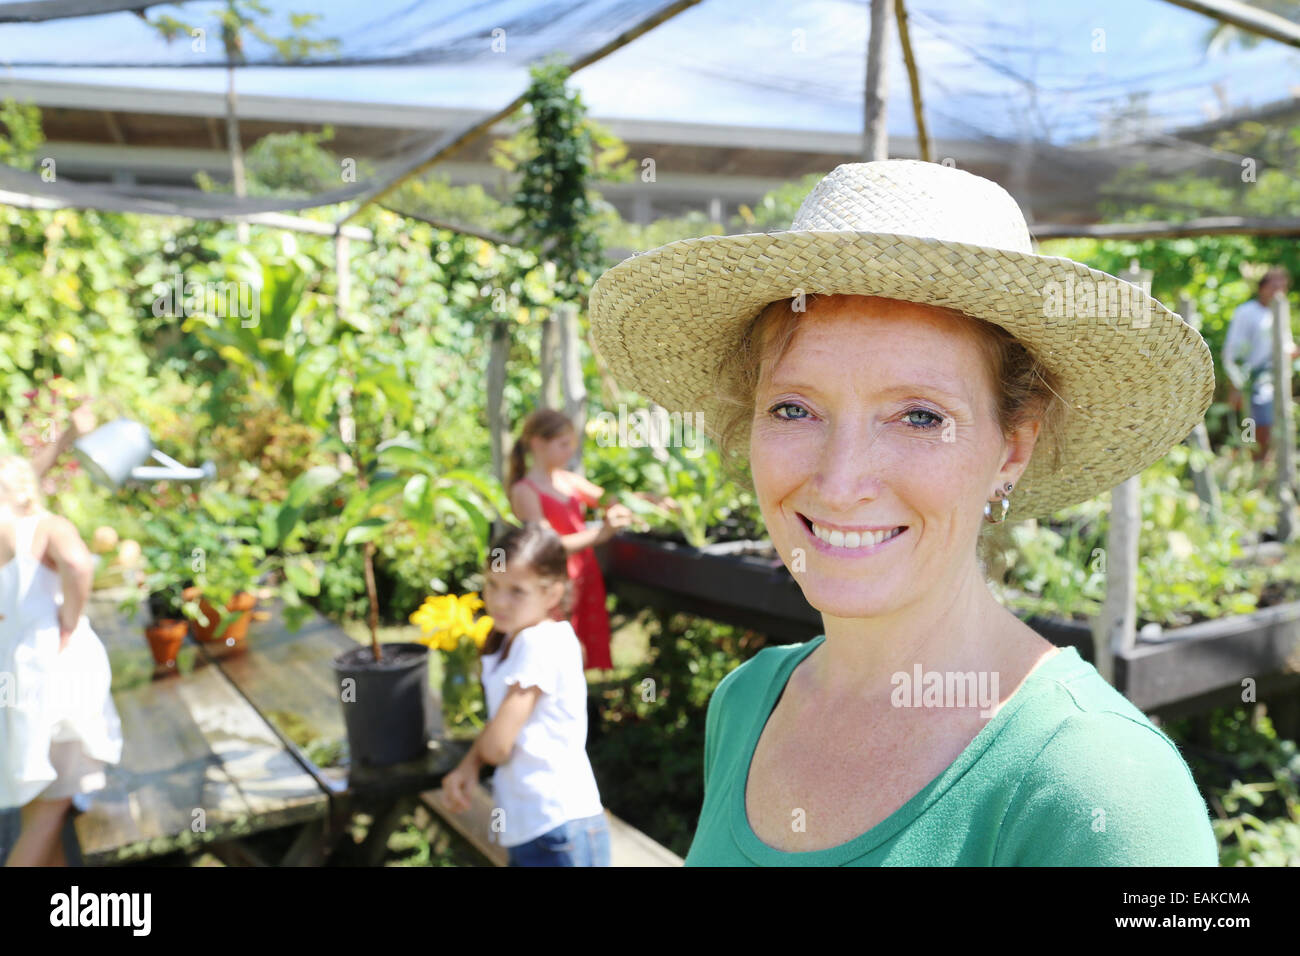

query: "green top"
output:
684 635 1219 866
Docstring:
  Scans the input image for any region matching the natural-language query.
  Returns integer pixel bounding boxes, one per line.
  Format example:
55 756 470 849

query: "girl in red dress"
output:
506 409 636 674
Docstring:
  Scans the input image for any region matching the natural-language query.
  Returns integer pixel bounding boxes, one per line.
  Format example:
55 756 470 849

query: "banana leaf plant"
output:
180 240 318 414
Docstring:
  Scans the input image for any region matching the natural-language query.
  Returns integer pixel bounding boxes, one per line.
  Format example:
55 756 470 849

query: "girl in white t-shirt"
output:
441 522 610 866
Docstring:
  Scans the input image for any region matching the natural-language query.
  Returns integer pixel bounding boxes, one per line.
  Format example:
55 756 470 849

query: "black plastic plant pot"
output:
332 642 433 768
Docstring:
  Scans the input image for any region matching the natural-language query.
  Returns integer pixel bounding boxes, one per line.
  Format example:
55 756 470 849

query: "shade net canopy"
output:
0 0 688 220
1 0 1299 229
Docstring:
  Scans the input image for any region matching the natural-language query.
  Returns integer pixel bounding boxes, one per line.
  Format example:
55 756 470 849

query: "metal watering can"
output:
74 418 216 488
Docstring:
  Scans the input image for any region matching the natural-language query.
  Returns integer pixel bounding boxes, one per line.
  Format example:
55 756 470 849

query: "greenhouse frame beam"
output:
333 0 704 228
1031 215 1300 240
0 0 152 22
894 0 930 163
1161 0 1300 49
0 188 374 241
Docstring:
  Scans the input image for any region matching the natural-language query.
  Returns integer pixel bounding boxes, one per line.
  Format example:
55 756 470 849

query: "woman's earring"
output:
984 485 1011 524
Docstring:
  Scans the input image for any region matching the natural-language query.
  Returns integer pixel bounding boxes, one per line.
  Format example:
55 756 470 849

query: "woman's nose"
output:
812 419 886 504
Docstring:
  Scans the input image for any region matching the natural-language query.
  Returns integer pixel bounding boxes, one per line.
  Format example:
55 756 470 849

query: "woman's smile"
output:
798 512 909 556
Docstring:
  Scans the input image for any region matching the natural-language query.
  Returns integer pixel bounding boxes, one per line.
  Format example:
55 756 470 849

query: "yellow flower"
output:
410 595 457 636
412 593 494 653
469 615 494 648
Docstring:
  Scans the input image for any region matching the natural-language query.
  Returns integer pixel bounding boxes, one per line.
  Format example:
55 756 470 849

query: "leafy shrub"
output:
587 602 768 857
1165 707 1300 866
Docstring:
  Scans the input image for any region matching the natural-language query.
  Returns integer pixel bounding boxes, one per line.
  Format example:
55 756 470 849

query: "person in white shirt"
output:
440 522 610 866
1223 267 1297 461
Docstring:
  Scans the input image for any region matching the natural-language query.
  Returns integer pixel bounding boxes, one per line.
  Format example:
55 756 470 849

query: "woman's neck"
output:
811 561 1023 704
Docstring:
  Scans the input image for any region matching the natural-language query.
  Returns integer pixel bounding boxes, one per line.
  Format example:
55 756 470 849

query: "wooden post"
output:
558 302 588 473
1272 291 1297 541
226 62 249 246
1093 263 1147 686
334 232 350 324
863 0 892 161
648 401 670 463
1095 474 1139 687
486 318 510 488
540 310 560 411
1178 293 1222 525
893 0 930 163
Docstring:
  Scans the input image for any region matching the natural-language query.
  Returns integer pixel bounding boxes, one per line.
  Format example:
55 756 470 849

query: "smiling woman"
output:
588 160 1220 866
715 293 1070 573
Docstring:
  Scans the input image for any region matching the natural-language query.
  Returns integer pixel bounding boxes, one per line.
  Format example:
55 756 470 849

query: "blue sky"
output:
3 0 1298 143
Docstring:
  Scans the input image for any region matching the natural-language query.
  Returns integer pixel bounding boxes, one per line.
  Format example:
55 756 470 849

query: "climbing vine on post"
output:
486 57 631 479
497 56 611 302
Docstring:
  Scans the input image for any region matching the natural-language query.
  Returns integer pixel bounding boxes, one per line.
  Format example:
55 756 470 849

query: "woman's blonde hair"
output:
706 294 1071 572
0 455 43 517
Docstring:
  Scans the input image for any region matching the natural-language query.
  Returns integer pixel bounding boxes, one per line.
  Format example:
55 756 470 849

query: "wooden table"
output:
192 598 469 865
0 591 466 866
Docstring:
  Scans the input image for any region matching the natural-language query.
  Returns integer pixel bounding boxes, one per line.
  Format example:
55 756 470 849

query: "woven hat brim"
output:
588 229 1215 520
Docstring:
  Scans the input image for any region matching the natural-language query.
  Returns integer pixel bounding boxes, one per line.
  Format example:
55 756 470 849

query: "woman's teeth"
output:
808 520 904 549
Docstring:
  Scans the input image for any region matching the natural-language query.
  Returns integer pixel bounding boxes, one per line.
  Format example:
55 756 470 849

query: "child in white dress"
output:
0 456 122 866
440 522 610 866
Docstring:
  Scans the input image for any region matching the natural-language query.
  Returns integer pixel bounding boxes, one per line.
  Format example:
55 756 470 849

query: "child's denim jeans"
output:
506 812 611 866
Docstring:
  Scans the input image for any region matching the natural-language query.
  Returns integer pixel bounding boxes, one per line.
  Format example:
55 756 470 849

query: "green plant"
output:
620 445 758 548
996 442 1297 628
1166 706 1300 866
491 57 627 303
587 604 767 857
271 436 508 660
409 592 493 735
120 485 304 638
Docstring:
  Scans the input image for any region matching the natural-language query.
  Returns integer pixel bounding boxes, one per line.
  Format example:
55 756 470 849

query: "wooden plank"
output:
606 809 685 866
197 600 467 801
1118 599 1300 711
421 783 508 866
420 783 683 866
69 593 327 865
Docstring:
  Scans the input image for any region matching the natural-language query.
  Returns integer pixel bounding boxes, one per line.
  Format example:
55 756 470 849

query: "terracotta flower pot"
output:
226 591 257 612
145 619 188 669
183 588 258 645
221 606 255 645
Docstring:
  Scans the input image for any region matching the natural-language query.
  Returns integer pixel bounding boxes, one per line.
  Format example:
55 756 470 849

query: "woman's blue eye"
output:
769 402 810 421
770 403 944 429
904 408 944 429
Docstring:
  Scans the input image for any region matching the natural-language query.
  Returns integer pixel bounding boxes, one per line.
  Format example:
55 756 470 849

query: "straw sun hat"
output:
588 160 1215 520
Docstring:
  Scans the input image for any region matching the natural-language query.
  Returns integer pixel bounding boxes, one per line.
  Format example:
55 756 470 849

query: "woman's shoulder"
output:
1004 650 1194 777
992 656 1217 864
712 637 822 707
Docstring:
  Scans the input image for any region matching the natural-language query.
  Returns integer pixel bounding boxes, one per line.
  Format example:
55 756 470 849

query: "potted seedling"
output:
181 534 268 648
128 573 191 675
149 489 282 648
